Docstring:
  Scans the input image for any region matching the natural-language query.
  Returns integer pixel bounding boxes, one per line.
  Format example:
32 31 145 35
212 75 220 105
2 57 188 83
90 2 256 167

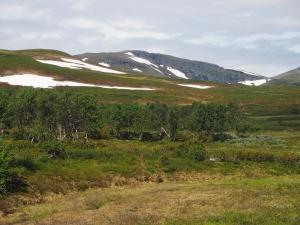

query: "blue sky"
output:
0 0 300 76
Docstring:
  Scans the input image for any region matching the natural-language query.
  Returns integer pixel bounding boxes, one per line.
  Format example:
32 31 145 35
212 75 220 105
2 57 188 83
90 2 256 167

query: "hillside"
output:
75 50 266 84
0 49 300 116
270 67 300 85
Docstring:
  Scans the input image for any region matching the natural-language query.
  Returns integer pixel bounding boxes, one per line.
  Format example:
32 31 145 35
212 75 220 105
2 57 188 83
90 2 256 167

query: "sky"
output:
0 0 300 77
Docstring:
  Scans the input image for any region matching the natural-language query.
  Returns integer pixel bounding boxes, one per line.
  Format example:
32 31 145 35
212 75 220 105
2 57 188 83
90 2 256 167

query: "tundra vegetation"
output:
0 82 298 224
0 87 299 225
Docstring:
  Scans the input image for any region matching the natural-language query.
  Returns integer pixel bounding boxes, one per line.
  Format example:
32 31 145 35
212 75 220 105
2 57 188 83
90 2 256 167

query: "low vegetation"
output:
0 50 299 224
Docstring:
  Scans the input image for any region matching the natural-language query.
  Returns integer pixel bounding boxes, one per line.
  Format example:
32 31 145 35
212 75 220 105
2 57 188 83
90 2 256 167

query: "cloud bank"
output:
0 0 299 76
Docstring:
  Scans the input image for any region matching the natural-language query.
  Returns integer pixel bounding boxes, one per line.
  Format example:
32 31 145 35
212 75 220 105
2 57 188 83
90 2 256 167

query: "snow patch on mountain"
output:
241 71 258 76
132 68 143 72
126 52 159 68
153 68 163 74
125 52 135 57
167 67 189 79
82 58 88 62
0 74 155 90
177 84 213 89
98 62 110 67
238 79 268 86
37 58 126 74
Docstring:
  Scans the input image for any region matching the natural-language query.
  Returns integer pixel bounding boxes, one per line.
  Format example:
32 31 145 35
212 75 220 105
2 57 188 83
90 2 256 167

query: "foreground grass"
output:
0 131 299 224
3 131 298 195
1 175 299 225
0 131 300 225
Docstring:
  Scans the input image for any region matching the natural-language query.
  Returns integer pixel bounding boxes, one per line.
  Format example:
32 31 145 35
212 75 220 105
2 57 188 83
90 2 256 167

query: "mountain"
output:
74 50 265 84
0 49 299 115
0 48 225 92
270 67 300 85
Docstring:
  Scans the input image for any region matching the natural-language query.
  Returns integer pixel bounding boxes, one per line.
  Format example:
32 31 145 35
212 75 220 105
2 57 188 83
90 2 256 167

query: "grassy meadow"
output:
0 130 299 225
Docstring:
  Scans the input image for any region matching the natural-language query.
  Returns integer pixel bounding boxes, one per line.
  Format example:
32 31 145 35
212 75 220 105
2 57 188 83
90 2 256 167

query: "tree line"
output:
0 88 245 142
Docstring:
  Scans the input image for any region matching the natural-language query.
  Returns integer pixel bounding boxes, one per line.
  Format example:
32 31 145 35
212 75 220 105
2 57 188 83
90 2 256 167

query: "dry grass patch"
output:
1 175 299 225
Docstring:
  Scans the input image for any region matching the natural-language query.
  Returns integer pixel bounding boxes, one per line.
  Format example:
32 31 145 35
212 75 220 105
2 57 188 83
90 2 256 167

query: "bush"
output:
10 128 30 141
43 140 65 158
214 149 300 165
187 145 207 161
160 155 170 166
213 132 238 142
0 146 24 197
227 135 286 147
171 142 207 161
86 128 102 140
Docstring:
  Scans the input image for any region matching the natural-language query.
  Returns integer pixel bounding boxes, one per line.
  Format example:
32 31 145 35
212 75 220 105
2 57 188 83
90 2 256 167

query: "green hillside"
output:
0 49 300 115
269 67 300 85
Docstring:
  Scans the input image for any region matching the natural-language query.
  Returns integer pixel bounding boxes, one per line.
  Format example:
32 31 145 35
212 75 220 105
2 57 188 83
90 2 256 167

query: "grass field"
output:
2 175 299 225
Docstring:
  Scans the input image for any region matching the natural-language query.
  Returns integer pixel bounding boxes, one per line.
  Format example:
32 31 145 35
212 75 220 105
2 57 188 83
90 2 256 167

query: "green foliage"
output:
0 88 245 142
186 103 243 134
291 105 300 115
43 140 65 158
213 148 300 165
0 146 23 196
187 145 207 161
167 107 179 141
160 155 170 166
213 132 238 142
228 135 286 147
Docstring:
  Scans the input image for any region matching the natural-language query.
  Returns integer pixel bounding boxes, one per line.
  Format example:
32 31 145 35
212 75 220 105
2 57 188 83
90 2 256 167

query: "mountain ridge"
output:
269 67 300 85
75 50 266 84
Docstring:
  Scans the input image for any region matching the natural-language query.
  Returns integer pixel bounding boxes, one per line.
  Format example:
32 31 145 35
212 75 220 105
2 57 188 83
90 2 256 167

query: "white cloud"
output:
66 17 172 41
0 0 300 76
235 31 300 43
185 35 227 47
235 12 255 18
111 18 153 29
0 4 25 19
185 31 300 51
0 3 51 20
217 0 295 7
287 45 300 54
66 18 100 29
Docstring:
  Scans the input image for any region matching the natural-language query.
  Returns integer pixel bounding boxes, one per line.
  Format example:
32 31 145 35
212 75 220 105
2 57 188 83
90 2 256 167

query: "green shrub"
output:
10 128 30 141
187 145 207 161
86 128 102 140
172 142 207 161
213 132 238 142
0 146 24 197
160 155 170 166
228 135 286 147
214 149 300 165
43 140 65 158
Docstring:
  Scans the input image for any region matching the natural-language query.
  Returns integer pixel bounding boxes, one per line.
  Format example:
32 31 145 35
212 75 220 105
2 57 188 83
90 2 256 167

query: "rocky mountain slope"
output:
75 50 266 84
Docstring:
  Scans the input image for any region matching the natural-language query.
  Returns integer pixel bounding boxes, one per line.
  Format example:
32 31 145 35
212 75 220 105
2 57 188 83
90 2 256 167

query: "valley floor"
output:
0 130 299 225
1 175 299 225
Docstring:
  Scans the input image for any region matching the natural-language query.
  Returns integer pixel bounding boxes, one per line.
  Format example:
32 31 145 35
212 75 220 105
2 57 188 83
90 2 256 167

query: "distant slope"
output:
0 48 225 94
1 49 300 116
270 67 300 85
75 50 265 84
